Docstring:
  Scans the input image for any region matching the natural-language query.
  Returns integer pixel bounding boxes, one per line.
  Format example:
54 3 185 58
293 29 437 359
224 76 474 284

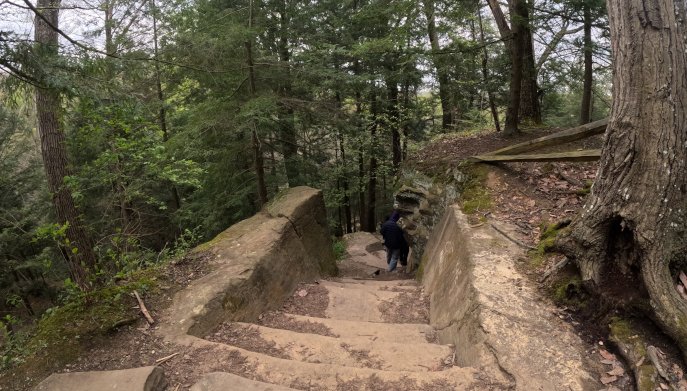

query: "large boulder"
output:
33 366 165 391
163 186 337 340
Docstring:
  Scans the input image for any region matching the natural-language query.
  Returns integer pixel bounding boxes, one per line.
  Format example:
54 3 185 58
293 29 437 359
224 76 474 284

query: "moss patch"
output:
458 165 494 215
536 223 566 255
2 268 162 386
609 317 645 355
416 254 428 282
548 274 589 308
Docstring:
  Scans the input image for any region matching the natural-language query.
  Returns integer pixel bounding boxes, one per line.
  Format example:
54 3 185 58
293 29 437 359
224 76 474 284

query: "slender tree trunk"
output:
387 83 402 168
366 96 378 233
504 0 525 136
478 5 501 132
518 0 541 124
35 0 96 291
423 0 452 131
151 0 181 210
339 129 352 234
246 1 268 207
402 79 410 160
557 0 687 361
277 0 301 187
356 91 367 232
580 4 593 125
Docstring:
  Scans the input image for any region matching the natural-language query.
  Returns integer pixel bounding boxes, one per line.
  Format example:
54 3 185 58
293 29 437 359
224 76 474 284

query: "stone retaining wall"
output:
162 186 337 340
419 205 599 390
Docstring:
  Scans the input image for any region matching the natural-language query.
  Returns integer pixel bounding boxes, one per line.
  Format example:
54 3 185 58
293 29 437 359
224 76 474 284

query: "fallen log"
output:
483 118 608 156
468 150 601 163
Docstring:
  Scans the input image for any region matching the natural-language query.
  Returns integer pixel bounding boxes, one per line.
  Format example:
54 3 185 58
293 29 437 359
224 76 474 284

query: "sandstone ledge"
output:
163 186 337 340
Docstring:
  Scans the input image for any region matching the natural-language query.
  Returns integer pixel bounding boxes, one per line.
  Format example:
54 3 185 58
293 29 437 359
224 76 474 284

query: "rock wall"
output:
394 169 460 270
420 205 599 391
162 186 337 340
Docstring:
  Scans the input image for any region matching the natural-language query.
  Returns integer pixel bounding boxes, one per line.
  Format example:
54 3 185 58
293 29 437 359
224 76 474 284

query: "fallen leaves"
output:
600 375 617 385
598 350 626 386
600 350 616 360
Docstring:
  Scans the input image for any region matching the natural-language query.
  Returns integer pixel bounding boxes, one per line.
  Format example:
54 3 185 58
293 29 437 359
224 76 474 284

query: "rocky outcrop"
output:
394 169 460 270
33 366 166 391
162 186 337 340
420 206 599 391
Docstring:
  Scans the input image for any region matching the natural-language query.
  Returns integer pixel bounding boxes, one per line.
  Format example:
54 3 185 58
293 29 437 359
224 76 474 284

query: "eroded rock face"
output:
162 186 337 339
421 206 600 391
393 170 460 270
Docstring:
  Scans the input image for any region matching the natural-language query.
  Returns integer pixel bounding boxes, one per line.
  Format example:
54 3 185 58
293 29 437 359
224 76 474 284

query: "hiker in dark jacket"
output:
380 211 405 271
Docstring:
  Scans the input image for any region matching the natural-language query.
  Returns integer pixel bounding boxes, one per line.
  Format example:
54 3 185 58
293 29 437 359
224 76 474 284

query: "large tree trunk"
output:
35 0 96 291
423 0 453 131
519 1 541 124
503 0 525 136
557 0 687 360
580 4 593 125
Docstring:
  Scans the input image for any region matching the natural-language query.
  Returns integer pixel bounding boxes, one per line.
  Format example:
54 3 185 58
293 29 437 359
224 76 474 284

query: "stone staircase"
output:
189 277 497 391
33 187 598 391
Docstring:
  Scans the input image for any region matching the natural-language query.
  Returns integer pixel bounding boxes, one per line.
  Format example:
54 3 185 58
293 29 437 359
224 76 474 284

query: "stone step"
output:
33 366 166 391
278 314 437 344
320 279 418 292
184 341 492 390
219 322 451 372
191 372 297 391
320 284 403 322
332 278 418 287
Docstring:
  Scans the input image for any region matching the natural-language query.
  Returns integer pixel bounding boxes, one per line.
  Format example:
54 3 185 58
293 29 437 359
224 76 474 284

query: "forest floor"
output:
413 125 687 390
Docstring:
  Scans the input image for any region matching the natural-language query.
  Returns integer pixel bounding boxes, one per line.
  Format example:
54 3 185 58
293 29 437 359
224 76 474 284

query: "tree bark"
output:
339 129 352 234
503 0 525 136
478 5 501 132
580 4 593 125
245 2 268 207
557 0 687 361
366 95 378 233
423 0 453 131
387 82 402 168
276 0 301 187
519 1 541 124
35 0 97 291
355 83 367 233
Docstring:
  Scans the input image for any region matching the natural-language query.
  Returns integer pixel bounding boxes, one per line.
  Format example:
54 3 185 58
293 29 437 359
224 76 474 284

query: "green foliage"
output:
332 237 346 261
